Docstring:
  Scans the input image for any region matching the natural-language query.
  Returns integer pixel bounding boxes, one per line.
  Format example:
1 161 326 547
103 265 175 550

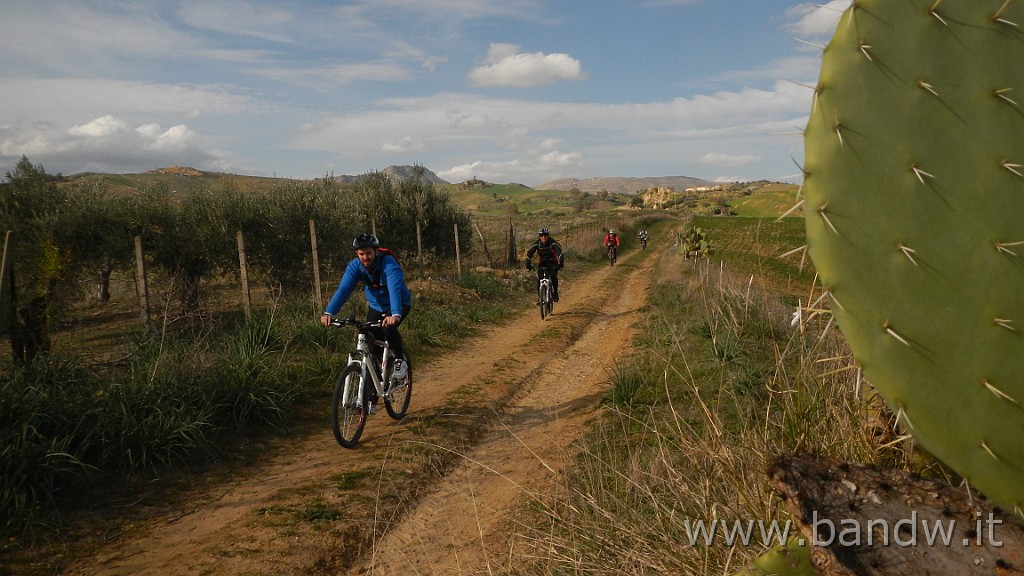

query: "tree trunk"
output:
97 269 112 304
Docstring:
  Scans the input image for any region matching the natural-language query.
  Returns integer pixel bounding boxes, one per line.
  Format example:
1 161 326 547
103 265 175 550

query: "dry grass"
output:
503 253 902 575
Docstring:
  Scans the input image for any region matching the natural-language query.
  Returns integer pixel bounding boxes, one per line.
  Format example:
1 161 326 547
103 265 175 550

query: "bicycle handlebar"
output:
329 316 383 330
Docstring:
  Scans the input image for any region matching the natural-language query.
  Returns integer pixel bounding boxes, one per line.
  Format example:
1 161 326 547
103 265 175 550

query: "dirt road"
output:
64 241 660 576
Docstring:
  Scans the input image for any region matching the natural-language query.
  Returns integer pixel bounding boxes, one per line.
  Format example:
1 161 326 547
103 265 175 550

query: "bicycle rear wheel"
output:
332 364 367 448
539 282 551 320
384 355 412 420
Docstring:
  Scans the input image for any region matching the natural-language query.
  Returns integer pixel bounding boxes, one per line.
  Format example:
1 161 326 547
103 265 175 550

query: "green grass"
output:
728 186 801 218
691 216 813 299
0 269 526 540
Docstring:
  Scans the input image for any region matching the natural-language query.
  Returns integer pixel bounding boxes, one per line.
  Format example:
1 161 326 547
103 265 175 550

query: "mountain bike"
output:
639 235 647 250
607 244 617 266
537 266 555 320
329 317 412 448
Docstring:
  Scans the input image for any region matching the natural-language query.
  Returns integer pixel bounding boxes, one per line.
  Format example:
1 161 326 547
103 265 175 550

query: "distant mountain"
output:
67 164 717 196
331 167 713 193
143 166 206 176
534 175 715 194
332 165 450 186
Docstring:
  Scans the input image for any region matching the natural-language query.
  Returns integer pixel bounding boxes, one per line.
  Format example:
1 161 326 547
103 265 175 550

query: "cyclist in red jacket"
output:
603 229 620 264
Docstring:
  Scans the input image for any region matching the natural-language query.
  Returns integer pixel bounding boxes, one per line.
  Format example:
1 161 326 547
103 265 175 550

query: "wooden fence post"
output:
416 220 423 271
0 231 12 316
236 230 251 320
133 235 150 326
454 224 462 277
1 231 17 363
506 219 516 266
309 219 322 311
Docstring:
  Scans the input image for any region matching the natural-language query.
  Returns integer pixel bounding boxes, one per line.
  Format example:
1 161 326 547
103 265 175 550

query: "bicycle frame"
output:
538 267 553 296
330 316 412 448
344 329 393 409
536 266 555 320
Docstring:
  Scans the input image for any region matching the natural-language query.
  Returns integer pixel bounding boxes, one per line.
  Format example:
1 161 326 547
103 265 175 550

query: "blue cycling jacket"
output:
324 253 412 316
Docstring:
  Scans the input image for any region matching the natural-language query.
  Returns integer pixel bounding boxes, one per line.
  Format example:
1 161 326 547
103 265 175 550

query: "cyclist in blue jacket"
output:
320 233 412 381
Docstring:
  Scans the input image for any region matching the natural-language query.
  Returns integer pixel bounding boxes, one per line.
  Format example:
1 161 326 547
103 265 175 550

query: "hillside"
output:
60 165 720 198
331 165 450 186
535 175 714 194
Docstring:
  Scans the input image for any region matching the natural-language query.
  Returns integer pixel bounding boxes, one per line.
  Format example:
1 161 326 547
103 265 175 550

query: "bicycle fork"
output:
347 333 393 409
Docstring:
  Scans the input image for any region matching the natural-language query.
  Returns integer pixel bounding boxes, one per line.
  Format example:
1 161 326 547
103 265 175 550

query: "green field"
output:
727 185 801 218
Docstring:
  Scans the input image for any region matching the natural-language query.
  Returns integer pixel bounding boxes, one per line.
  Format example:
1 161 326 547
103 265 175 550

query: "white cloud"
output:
288 76 811 185
1 114 219 175
0 78 259 126
69 115 130 138
538 150 584 167
256 62 413 87
786 1 852 40
467 43 586 88
380 137 425 153
150 125 197 151
177 2 297 44
438 148 583 184
0 4 195 77
421 56 448 72
697 152 760 167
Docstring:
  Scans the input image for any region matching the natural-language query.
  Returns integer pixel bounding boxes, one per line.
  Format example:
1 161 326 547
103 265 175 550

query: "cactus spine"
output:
804 0 1024 513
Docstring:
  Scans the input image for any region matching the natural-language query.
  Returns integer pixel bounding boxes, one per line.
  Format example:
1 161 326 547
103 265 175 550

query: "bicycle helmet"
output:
538 228 549 236
608 229 615 235
352 233 380 249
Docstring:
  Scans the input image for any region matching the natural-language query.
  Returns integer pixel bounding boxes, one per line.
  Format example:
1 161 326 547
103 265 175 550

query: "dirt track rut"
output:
65 242 658 576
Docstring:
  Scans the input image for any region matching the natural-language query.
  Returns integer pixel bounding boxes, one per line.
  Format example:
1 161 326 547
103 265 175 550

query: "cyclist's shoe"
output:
553 293 559 302
392 359 408 382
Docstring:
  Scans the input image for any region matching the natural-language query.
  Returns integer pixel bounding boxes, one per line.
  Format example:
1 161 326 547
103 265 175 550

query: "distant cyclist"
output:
637 229 648 250
603 229 620 264
321 234 412 384
525 228 564 302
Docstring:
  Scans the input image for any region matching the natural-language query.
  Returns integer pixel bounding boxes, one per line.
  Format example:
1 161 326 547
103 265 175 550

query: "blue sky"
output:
0 0 851 187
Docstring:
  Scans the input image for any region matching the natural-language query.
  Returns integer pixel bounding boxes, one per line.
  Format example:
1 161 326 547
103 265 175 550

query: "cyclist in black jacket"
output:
524 228 565 302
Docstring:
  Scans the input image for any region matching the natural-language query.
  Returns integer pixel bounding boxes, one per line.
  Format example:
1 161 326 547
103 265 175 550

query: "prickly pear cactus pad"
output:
804 0 1024 513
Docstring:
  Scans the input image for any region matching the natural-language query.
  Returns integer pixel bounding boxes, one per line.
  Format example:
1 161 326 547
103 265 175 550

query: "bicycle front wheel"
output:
384 355 412 420
332 364 367 448
539 282 551 320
